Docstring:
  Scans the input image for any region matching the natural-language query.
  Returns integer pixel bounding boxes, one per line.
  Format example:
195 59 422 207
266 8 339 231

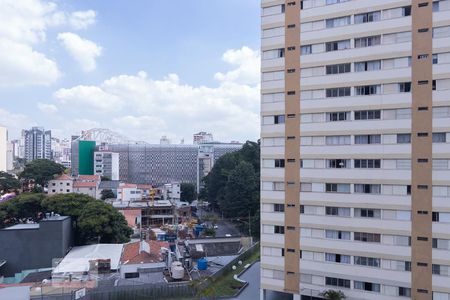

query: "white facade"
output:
0 126 6 172
94 151 119 180
117 184 142 202
261 1 450 299
6 142 13 171
48 175 73 195
161 182 181 201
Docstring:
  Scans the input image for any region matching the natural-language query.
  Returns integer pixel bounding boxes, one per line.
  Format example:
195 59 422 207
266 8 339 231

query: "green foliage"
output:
0 192 132 245
180 183 197 203
319 290 346 300
201 141 260 239
202 227 216 237
78 200 132 244
0 171 21 192
19 159 66 186
100 176 111 181
0 193 45 226
100 189 116 200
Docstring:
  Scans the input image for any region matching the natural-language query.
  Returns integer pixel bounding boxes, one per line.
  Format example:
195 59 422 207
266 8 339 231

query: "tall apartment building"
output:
94 151 120 180
260 1 450 299
0 126 6 172
23 127 52 162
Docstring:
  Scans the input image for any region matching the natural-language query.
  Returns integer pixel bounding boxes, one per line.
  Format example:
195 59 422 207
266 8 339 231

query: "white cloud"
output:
57 32 102 72
0 108 35 138
0 1 98 86
54 85 122 111
69 10 97 30
0 38 60 86
52 47 261 143
214 46 260 85
37 102 58 113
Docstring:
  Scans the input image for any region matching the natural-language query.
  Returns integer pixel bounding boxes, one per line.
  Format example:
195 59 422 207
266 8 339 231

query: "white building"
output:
193 132 214 144
0 126 6 172
48 174 73 195
161 182 181 201
23 127 52 162
94 151 119 180
72 175 101 198
6 142 13 171
117 183 142 202
260 1 450 300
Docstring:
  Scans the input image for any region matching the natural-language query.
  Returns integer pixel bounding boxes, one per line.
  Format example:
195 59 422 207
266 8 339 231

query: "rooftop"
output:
73 181 97 188
121 240 169 265
77 175 101 182
52 174 73 181
2 224 39 230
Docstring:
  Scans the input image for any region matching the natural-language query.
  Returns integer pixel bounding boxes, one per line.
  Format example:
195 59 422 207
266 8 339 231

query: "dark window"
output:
354 232 381 243
326 63 351 75
274 226 285 234
354 110 381 120
274 204 285 212
275 159 285 168
325 277 351 288
399 82 411 93
274 115 285 124
125 272 139 279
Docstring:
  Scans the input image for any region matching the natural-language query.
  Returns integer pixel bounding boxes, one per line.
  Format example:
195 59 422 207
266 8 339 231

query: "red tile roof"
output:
137 184 153 189
121 240 169 265
73 181 97 188
53 174 73 181
120 183 137 188
77 175 101 181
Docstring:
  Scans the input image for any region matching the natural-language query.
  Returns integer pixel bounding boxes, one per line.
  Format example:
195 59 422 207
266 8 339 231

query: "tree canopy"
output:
0 171 21 193
180 183 197 203
100 189 116 200
200 141 260 239
19 159 66 186
0 193 132 245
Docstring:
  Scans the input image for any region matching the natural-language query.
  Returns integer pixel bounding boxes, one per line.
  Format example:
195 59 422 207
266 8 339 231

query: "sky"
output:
0 0 261 144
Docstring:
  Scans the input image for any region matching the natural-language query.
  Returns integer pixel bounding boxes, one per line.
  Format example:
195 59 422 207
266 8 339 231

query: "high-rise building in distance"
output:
260 1 450 299
23 127 52 162
0 126 6 172
193 132 214 144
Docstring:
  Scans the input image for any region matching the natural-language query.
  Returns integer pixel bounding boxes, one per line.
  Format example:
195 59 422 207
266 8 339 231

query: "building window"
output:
354 110 381 120
354 208 381 218
326 16 351 28
397 134 411 144
355 85 381 95
327 159 350 168
354 60 381 72
399 82 412 93
354 232 381 243
433 132 447 143
326 63 351 75
325 277 351 288
325 39 351 52
354 11 381 23
354 281 381 292
275 159 285 168
399 287 411 297
354 159 381 168
124 272 140 279
326 87 351 97
326 230 351 240
274 115 285 124
274 204 285 212
354 134 381 144
402 6 412 16
327 112 350 121
354 184 381 194
355 35 381 48
274 226 285 234
354 256 381 267
325 253 351 264
326 207 351 217
326 135 351 145
301 45 312 55
326 183 350 193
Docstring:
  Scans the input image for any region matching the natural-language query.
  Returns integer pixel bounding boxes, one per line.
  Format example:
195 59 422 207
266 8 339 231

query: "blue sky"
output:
0 0 261 143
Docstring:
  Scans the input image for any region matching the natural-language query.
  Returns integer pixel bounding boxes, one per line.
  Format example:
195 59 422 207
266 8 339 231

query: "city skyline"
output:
0 0 260 143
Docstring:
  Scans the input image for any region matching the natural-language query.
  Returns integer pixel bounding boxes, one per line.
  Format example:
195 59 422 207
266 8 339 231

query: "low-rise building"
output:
160 182 180 201
142 200 175 227
117 183 142 202
0 215 72 277
120 240 169 279
48 174 73 195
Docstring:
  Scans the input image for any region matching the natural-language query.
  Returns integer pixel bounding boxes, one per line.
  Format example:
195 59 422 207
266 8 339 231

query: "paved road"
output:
229 261 260 300
215 219 240 238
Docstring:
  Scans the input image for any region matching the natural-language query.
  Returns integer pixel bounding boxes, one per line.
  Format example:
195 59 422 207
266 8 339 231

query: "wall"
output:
0 217 72 277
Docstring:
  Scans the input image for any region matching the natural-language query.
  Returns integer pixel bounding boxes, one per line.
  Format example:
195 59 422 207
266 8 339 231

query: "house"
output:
48 174 73 195
120 240 169 279
72 175 101 198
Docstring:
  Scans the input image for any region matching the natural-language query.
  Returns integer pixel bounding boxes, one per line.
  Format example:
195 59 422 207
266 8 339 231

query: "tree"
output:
319 290 346 300
0 172 21 193
19 159 66 186
180 183 197 203
42 193 92 222
221 161 258 219
0 193 45 227
100 189 116 200
100 176 111 181
78 200 132 244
